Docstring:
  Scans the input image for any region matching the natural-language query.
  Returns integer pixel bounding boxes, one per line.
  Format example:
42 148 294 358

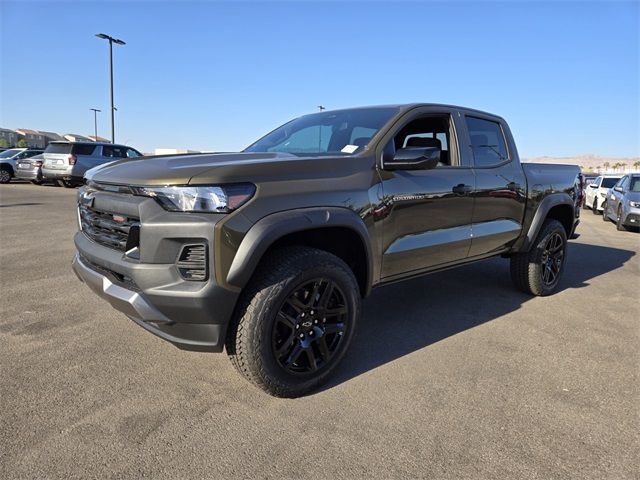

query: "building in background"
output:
39 131 65 145
87 135 110 143
63 133 94 142
14 129 46 149
0 128 19 147
153 148 201 155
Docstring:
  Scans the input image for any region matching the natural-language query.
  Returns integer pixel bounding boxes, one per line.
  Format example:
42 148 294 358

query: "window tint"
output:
245 107 399 155
102 146 128 158
349 126 377 147
44 143 73 154
72 144 97 155
465 116 508 167
601 177 620 188
393 115 455 167
265 125 333 154
126 148 141 158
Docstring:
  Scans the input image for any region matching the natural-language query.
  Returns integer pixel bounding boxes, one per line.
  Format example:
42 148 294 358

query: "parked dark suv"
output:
42 141 141 187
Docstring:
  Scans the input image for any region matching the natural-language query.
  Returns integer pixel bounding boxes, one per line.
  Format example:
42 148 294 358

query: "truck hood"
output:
86 152 311 186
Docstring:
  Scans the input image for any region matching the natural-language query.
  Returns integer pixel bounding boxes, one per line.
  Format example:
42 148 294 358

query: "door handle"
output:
452 184 472 195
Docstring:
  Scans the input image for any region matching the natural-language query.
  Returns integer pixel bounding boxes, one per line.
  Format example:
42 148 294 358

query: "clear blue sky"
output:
1 0 638 157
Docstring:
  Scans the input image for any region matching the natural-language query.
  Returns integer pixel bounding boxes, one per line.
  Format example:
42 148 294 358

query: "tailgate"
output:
43 153 70 170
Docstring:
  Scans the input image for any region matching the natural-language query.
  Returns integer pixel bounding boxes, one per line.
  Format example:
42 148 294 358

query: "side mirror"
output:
588 183 598 188
384 147 440 171
614 186 624 193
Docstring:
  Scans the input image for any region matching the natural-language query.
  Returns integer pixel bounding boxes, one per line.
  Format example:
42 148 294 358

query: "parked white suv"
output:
584 175 622 214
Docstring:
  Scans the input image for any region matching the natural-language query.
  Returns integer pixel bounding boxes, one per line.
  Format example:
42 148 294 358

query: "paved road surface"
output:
1 183 638 479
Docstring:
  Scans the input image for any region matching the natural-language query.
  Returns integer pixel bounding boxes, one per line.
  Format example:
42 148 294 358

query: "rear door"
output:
464 114 527 257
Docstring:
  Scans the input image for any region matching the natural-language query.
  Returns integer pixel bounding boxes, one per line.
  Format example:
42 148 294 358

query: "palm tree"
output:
603 161 610 173
634 160 640 172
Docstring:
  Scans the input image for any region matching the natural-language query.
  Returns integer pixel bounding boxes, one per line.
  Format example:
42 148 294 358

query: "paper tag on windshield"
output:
341 144 359 154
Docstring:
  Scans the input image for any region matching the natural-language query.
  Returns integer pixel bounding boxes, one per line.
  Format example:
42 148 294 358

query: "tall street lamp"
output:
90 108 101 141
95 33 126 144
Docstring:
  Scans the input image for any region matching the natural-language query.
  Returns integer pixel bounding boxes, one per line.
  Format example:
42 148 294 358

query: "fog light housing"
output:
176 244 208 281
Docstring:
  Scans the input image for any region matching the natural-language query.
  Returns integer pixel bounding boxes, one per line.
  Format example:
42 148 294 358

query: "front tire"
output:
592 198 600 214
510 219 568 296
0 167 12 184
226 247 360 397
616 206 627 231
602 201 610 221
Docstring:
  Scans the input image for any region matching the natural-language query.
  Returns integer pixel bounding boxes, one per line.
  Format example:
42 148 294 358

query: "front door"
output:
377 109 476 279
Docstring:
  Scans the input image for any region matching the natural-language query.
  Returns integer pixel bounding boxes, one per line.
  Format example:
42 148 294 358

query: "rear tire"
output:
0 166 12 184
56 179 74 188
510 219 568 296
226 247 360 397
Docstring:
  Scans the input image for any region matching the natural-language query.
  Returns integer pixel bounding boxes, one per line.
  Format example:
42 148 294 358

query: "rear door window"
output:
72 144 97 155
102 146 128 158
465 116 509 167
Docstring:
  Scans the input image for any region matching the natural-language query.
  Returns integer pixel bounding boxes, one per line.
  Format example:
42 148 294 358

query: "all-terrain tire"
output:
510 219 568 296
226 247 360 397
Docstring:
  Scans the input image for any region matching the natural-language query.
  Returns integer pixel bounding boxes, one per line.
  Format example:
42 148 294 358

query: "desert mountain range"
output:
522 155 640 173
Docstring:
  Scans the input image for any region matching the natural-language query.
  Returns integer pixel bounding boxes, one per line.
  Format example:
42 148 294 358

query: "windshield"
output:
630 177 640 192
244 107 400 156
45 143 73 154
601 178 621 188
0 149 22 158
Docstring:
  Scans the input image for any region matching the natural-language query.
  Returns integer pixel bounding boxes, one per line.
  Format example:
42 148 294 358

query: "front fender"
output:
226 207 373 292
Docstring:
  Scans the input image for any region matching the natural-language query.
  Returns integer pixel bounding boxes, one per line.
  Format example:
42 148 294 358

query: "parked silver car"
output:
603 174 640 231
14 153 49 184
0 148 44 183
41 141 142 187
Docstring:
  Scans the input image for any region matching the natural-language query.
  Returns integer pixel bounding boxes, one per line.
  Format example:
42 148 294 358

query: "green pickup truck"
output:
73 104 582 397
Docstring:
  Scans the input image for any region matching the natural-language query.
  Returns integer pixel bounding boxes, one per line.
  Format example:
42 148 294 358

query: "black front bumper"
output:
72 189 240 352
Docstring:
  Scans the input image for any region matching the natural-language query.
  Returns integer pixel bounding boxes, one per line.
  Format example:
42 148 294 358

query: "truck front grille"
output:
79 204 140 252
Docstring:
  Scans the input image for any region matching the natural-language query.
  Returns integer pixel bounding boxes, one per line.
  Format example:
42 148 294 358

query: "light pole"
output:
90 108 101 141
95 33 126 144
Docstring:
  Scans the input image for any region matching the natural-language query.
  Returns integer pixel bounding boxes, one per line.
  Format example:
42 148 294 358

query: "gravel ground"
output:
1 182 638 479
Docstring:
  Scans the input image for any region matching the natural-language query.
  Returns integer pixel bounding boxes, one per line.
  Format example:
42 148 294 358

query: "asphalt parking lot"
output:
1 182 638 479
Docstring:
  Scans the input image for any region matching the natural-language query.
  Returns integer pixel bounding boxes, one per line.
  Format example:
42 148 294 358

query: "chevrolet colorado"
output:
72 104 582 397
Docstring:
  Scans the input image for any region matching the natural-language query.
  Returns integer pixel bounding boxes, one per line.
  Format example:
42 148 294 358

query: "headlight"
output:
630 201 640 208
132 184 256 213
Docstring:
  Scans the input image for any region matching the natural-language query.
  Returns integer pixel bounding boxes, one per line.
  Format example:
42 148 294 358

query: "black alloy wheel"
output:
226 246 360 397
272 278 348 374
540 232 565 288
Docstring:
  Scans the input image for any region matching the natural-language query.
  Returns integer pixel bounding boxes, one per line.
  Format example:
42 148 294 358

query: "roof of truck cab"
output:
317 103 506 121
